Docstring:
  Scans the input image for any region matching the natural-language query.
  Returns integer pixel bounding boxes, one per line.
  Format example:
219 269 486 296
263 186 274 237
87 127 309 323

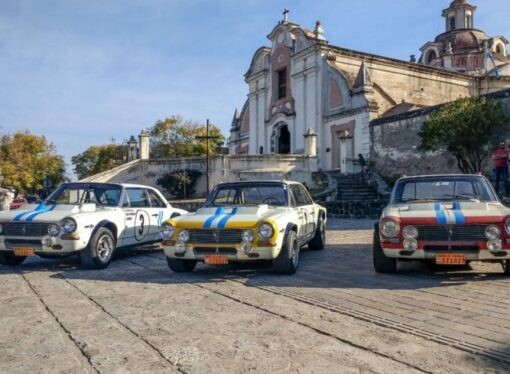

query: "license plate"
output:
436 253 466 265
13 247 35 257
204 255 229 265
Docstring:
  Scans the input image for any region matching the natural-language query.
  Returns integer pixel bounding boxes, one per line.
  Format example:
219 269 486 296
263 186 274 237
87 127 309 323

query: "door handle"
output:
151 214 159 217
126 217 133 221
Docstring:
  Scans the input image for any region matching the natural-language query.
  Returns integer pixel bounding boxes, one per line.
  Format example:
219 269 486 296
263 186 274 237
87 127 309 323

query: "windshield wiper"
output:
401 198 435 203
442 193 480 201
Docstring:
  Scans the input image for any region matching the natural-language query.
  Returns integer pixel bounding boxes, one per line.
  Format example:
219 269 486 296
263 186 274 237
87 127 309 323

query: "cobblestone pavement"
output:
1 218 509 373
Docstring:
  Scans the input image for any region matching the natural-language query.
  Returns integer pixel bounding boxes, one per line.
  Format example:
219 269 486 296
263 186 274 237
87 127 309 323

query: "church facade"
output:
228 0 510 174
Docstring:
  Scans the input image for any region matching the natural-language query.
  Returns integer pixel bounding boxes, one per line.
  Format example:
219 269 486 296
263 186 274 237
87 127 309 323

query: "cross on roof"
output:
283 8 289 22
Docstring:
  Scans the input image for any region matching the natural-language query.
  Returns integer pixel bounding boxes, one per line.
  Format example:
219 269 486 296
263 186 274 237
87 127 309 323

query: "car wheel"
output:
80 228 116 269
373 230 397 273
0 252 26 266
166 257 197 272
308 218 326 250
273 230 299 275
503 260 510 275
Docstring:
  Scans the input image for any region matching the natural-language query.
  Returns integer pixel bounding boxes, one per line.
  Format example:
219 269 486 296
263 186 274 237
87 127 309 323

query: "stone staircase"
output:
323 173 388 219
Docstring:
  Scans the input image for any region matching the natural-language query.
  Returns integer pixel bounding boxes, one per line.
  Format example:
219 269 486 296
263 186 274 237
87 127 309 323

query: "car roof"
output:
396 174 486 182
214 180 302 187
64 182 157 189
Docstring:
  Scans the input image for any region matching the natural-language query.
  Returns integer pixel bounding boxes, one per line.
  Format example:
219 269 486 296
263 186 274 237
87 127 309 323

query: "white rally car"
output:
0 182 187 269
161 180 327 274
374 174 510 274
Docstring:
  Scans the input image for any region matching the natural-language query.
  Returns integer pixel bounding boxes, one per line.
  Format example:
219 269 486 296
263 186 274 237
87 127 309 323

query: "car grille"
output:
415 225 487 241
1 222 49 237
5 239 43 250
188 229 244 244
193 247 237 256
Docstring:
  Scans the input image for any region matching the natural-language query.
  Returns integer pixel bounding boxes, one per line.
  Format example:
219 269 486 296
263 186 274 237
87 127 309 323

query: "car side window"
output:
299 185 314 205
290 185 306 207
147 189 166 207
126 188 150 208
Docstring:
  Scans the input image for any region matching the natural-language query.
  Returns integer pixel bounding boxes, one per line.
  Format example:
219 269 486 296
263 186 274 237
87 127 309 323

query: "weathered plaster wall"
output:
370 89 510 180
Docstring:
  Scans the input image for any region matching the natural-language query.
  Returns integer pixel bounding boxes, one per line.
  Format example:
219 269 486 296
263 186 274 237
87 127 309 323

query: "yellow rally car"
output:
161 180 327 274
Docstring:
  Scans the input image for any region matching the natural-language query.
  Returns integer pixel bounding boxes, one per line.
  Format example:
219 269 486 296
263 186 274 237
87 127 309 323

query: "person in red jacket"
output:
492 142 509 195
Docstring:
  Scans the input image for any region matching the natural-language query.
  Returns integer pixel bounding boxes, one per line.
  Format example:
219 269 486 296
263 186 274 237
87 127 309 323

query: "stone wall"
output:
82 155 318 199
370 89 510 181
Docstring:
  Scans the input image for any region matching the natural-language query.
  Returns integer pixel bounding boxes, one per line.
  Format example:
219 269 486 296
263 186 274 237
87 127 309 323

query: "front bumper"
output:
163 243 280 262
382 247 510 261
0 235 87 254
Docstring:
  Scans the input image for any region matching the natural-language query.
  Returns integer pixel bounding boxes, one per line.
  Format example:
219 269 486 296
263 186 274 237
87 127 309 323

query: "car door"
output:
146 188 168 241
289 185 311 245
298 185 318 239
121 187 151 246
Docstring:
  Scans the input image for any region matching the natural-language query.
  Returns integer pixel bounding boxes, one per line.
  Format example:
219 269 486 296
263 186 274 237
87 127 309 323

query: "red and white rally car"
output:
374 174 510 274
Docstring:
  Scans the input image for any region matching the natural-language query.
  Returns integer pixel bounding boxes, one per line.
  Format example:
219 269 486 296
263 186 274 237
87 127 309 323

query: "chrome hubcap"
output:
97 235 114 262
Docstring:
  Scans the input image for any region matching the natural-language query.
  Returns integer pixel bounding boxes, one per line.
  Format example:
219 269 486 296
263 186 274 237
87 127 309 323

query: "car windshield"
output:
46 183 122 207
205 183 289 207
391 176 498 204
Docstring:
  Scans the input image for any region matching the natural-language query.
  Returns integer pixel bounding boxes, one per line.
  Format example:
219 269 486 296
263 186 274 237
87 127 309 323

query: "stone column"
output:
138 130 150 160
303 128 317 157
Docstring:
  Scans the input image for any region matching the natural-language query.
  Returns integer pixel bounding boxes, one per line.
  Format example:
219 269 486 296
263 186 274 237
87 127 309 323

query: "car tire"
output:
0 252 26 266
273 230 299 275
503 260 510 275
373 230 397 273
80 228 116 269
308 218 326 250
166 257 197 272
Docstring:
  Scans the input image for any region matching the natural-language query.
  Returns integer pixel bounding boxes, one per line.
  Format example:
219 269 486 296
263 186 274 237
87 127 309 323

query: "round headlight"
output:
242 230 254 242
381 219 400 238
505 218 510 235
48 223 60 237
488 239 502 251
402 226 418 240
258 223 274 240
485 225 501 240
0 223 3 235
160 223 175 240
403 239 418 251
61 218 77 234
178 230 190 243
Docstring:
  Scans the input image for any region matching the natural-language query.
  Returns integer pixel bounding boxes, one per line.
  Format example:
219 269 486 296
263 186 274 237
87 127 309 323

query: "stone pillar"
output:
127 135 137 161
303 128 317 157
138 130 150 160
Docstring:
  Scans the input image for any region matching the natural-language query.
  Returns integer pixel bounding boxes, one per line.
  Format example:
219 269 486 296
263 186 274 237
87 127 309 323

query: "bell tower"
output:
442 0 476 32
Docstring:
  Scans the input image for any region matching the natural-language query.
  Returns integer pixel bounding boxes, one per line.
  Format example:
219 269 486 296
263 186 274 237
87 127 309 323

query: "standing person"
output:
358 154 367 172
492 142 509 195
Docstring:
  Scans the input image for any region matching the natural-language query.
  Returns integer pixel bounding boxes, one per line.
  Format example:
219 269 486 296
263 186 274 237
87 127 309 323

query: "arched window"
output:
426 50 437 64
496 44 504 55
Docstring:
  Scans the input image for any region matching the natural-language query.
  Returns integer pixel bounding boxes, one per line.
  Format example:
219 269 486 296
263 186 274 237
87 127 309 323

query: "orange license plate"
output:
13 247 35 257
436 253 466 265
204 255 229 265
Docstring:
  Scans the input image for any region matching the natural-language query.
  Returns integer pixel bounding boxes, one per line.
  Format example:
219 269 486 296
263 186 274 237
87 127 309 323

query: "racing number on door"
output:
134 210 150 241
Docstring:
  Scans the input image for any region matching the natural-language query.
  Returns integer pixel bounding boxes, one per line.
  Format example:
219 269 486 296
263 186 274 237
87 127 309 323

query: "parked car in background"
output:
374 174 510 274
0 182 188 268
161 180 327 274
10 198 28 210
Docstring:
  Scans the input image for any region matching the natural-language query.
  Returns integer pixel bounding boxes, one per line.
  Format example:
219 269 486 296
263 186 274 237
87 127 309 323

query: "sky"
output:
1 0 510 179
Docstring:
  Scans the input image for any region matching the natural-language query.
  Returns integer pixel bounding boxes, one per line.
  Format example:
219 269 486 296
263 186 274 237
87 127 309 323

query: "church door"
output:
277 125 291 154
338 133 353 174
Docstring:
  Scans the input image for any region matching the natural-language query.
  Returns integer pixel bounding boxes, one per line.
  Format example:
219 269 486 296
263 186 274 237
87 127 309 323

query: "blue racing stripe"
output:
203 208 224 228
26 204 57 222
452 202 465 224
217 207 238 229
157 211 163 226
14 203 48 221
435 202 447 224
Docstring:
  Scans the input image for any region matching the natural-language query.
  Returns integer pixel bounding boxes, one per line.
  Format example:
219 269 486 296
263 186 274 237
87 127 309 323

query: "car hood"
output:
171 205 287 229
383 201 510 224
0 203 101 222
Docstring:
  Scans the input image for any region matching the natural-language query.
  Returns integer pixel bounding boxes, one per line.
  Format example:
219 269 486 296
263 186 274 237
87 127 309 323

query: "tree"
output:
149 116 225 158
418 96 509 173
0 131 66 194
156 169 202 199
72 144 128 180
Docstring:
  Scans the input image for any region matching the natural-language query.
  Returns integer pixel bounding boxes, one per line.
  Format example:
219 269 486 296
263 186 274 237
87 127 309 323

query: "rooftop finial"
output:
283 8 289 22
